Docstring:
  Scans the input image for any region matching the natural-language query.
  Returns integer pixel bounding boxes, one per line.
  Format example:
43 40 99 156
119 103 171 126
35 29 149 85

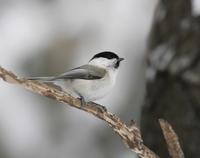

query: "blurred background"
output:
0 0 200 158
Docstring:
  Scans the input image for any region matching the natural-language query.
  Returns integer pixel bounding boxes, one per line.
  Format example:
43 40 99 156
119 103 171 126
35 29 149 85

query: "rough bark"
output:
141 0 200 157
159 119 184 158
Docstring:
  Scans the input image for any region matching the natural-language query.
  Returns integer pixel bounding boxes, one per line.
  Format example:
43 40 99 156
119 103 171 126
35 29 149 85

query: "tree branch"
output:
159 119 185 158
0 66 160 158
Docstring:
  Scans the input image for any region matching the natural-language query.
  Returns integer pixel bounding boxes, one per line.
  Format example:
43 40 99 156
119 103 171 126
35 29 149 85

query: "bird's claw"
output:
88 102 107 112
78 97 107 112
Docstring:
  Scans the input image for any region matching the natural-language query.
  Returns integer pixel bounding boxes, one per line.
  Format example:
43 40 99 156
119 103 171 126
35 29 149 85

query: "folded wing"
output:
54 65 106 80
28 65 106 81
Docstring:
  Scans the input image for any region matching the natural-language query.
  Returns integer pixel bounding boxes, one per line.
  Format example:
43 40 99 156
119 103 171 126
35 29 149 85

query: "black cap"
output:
90 51 119 60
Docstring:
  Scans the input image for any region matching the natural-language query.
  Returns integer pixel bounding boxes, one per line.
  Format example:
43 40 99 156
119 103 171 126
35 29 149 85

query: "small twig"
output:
0 66 159 158
159 119 185 158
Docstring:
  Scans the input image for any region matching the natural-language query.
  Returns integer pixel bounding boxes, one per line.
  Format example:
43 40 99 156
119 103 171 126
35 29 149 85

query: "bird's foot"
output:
88 102 107 112
78 97 107 112
79 96 86 107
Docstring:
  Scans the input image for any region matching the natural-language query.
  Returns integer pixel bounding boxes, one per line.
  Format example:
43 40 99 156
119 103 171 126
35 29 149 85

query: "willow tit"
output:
28 51 124 106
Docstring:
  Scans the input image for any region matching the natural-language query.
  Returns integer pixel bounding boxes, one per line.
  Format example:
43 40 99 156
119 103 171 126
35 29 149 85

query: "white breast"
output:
71 70 117 102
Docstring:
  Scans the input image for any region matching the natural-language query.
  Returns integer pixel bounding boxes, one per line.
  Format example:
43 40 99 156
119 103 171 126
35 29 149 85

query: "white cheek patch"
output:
89 58 116 68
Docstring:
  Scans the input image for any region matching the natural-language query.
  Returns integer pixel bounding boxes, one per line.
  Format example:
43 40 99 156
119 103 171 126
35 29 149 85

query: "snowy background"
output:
0 1 158 158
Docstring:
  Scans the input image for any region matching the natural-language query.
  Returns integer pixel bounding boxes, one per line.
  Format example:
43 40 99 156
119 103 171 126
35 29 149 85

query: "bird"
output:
28 51 124 106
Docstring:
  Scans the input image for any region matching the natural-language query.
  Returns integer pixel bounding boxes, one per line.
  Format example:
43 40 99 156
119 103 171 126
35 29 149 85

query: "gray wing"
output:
53 65 106 80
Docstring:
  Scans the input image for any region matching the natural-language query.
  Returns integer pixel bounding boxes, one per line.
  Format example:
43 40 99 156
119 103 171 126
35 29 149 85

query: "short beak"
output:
118 57 124 62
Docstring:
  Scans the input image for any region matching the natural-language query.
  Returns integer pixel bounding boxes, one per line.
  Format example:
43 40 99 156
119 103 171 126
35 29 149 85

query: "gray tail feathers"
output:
27 76 56 82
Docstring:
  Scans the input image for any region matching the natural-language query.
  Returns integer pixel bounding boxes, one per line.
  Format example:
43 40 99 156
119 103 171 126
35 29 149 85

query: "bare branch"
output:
159 119 185 158
0 66 159 158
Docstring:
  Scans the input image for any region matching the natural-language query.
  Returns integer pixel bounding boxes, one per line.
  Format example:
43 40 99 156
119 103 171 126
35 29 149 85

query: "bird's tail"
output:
27 76 55 82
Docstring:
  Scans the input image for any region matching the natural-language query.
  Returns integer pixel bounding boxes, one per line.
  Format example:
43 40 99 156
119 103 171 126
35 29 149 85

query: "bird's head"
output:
89 51 124 70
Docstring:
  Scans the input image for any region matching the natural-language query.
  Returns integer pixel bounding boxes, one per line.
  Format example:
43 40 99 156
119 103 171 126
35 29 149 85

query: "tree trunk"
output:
141 0 200 157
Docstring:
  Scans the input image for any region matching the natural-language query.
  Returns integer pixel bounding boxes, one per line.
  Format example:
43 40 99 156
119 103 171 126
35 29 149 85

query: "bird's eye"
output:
114 60 120 68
